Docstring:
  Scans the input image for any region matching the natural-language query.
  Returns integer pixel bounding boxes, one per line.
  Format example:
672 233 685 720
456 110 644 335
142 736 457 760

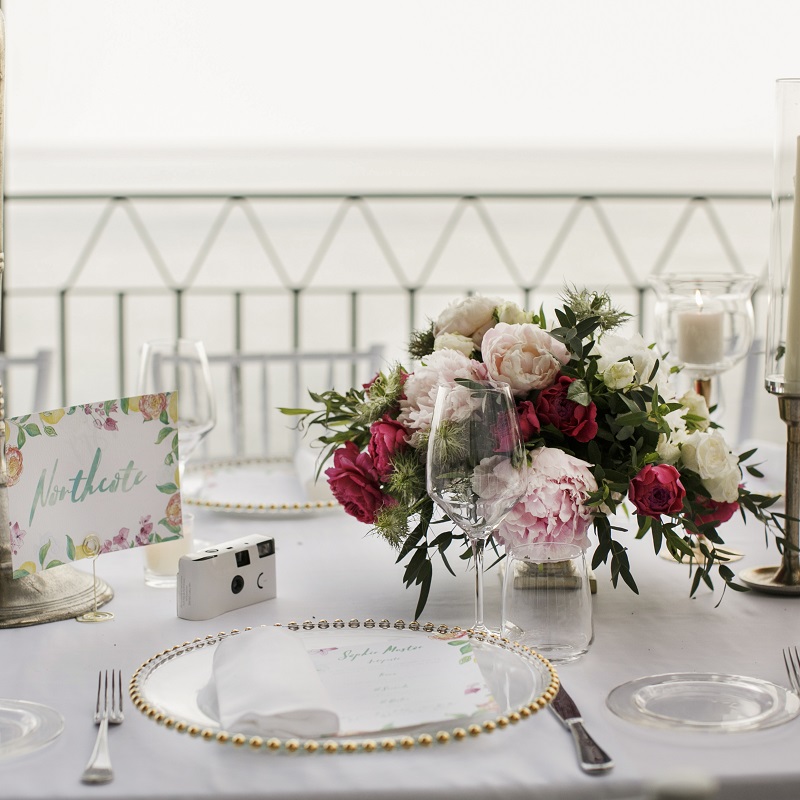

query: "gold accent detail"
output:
323 741 338 754
215 732 229 744
467 724 482 737
267 738 281 751
496 717 509 728
482 721 496 733
285 739 300 752
187 725 200 736
435 731 450 744
249 736 263 749
453 728 467 740
200 729 214 740
508 712 521 723
362 740 377 752
380 738 396 751
154 712 165 723
175 722 188 733
232 734 247 746
303 740 319 753
164 718 175 729
342 741 358 753
519 707 531 718
416 734 432 747
400 736 415 749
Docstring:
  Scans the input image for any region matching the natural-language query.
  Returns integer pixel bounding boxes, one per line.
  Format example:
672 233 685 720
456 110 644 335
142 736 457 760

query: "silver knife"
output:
550 684 614 774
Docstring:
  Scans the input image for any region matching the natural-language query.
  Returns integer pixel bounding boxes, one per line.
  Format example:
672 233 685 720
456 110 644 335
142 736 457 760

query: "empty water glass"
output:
501 542 593 662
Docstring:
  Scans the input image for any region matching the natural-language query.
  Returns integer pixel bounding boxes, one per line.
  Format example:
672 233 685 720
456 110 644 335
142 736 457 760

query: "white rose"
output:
679 389 711 431
603 360 636 390
433 332 475 357
656 433 681 465
595 333 673 395
680 430 740 502
434 294 502 347
495 301 529 325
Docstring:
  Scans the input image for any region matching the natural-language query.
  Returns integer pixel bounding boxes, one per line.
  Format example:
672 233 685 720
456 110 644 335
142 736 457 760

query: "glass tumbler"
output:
501 542 593 662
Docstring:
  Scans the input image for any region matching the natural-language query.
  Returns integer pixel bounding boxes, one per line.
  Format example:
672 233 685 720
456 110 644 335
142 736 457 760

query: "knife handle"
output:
567 721 614 774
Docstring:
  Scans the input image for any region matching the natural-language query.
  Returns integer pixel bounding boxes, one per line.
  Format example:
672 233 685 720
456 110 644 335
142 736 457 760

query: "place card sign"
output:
6 393 182 578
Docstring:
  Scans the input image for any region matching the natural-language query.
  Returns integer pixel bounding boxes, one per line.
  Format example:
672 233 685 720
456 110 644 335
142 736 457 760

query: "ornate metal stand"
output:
0 15 113 627
740 395 800 594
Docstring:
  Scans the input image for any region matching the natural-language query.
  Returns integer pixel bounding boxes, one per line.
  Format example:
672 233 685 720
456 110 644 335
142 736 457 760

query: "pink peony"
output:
398 349 487 432
629 464 686 518
368 415 409 481
536 375 598 443
481 323 570 397
325 441 395 524
495 447 597 552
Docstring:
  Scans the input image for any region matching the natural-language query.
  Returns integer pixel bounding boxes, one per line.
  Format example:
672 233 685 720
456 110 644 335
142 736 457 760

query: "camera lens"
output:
231 575 245 594
235 550 251 568
257 540 274 558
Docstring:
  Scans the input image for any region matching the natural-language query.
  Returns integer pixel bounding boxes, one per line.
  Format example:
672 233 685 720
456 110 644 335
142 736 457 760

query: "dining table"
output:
2 471 800 800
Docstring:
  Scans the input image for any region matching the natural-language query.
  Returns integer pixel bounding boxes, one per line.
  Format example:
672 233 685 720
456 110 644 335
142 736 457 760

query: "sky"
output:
4 0 800 153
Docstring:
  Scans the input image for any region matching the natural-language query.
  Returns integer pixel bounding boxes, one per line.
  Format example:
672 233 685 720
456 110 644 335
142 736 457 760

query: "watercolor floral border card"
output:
6 393 182 578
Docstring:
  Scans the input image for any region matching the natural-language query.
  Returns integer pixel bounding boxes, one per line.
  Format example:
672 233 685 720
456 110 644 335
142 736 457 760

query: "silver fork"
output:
93 669 124 725
81 670 120 785
783 646 800 694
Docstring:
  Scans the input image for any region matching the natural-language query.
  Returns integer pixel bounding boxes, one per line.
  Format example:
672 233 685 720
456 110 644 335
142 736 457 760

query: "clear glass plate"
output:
182 457 340 517
130 619 559 754
0 700 64 760
607 672 800 732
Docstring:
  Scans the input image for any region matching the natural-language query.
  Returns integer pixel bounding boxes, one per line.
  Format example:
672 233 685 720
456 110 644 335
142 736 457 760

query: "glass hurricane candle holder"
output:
650 273 756 406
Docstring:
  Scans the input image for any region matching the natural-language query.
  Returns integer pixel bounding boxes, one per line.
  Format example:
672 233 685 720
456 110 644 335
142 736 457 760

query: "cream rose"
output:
495 301 529 325
680 430 740 503
434 294 501 347
679 389 711 431
433 331 475 357
656 433 681 466
481 323 570 396
603 360 636 390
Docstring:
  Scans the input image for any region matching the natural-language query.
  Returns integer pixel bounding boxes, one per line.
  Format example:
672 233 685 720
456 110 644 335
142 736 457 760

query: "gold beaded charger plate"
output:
130 619 559 755
182 457 340 518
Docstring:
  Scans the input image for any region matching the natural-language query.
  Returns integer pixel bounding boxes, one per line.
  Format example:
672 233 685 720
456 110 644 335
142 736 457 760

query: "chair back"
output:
206 345 385 457
0 349 54 416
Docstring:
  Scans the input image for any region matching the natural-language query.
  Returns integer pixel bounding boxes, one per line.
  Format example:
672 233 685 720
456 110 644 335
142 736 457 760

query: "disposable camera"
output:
177 534 276 621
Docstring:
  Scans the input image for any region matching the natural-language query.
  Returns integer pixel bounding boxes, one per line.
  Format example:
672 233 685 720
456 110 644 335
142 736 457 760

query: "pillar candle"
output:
677 291 724 366
783 136 800 388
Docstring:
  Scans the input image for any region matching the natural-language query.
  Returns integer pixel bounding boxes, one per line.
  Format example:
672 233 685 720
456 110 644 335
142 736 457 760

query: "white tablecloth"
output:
2 505 800 800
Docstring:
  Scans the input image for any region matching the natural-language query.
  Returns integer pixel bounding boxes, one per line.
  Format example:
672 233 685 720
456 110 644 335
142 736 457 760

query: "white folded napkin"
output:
197 626 340 738
293 445 335 502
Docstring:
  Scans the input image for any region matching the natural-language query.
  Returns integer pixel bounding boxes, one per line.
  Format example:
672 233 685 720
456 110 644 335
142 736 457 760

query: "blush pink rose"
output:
325 441 394 524
481 323 570 397
536 375 598 443
494 447 597 551
629 464 686 518
434 294 502 347
368 415 409 480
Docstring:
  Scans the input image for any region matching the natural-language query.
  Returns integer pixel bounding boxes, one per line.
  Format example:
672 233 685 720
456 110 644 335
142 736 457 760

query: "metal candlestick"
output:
740 395 800 594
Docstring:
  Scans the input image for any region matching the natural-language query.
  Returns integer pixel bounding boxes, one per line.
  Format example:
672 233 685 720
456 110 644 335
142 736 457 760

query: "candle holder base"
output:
739 566 800 596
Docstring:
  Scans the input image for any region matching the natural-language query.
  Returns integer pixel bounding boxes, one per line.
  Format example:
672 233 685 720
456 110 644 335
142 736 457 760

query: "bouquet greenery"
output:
283 288 779 618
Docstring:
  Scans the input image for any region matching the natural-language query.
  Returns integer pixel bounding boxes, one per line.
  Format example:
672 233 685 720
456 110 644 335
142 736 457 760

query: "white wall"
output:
3 0 799 191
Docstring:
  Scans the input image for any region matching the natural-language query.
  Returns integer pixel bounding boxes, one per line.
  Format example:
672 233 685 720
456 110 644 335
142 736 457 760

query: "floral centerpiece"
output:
283 288 778 618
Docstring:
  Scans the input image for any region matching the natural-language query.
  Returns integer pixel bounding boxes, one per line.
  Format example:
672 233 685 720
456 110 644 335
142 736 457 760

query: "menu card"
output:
305 630 497 735
6 393 182 577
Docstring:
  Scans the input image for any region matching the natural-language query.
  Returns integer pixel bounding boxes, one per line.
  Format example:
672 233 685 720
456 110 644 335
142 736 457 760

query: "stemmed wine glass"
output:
427 381 527 632
137 339 216 479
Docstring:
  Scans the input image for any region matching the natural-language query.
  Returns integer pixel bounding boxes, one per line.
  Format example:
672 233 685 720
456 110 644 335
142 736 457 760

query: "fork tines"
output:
783 647 800 695
93 670 124 724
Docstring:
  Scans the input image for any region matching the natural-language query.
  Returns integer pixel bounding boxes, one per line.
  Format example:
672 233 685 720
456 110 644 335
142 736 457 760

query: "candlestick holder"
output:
740 78 800 595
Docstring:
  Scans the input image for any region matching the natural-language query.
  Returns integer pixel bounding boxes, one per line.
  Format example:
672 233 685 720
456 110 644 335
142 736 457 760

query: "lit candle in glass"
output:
677 290 724 367
783 136 800 388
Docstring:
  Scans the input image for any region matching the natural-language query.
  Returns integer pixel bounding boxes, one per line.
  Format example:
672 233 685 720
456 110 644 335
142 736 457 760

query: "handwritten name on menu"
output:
7 394 182 578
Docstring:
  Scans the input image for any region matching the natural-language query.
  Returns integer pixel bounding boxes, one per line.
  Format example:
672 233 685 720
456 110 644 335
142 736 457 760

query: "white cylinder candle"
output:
676 291 724 366
783 136 800 387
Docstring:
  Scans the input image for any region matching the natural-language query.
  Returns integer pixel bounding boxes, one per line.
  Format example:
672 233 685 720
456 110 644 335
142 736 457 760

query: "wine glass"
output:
137 339 216 478
426 381 527 632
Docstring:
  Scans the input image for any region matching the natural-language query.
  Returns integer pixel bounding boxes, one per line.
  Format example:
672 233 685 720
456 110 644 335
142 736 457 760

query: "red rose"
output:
516 400 541 441
535 375 598 443
325 441 394 524
693 495 739 527
629 464 686 518
368 415 409 480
